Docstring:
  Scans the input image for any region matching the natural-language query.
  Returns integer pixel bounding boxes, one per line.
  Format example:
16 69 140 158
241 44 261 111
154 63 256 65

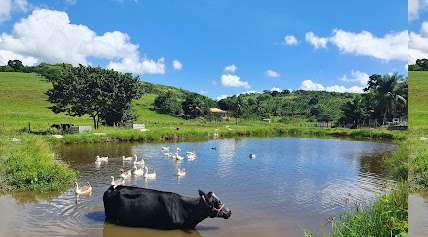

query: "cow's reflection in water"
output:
103 223 205 237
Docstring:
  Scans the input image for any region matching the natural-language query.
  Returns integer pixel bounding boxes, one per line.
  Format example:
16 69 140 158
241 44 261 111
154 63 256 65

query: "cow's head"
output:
199 190 231 219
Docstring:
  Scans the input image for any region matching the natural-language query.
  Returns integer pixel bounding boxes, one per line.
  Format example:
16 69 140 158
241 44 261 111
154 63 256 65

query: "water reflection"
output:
409 192 428 237
0 137 396 237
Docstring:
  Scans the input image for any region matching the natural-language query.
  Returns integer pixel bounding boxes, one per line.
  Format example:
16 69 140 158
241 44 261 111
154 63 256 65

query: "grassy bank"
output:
408 71 428 190
44 123 405 145
326 183 408 237
0 135 77 192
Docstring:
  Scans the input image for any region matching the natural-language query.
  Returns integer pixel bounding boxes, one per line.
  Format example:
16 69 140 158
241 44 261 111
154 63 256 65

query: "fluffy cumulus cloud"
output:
305 29 407 62
340 70 370 86
305 32 328 49
265 69 280 78
409 22 428 64
283 35 298 46
0 9 165 74
220 74 250 89
224 64 237 74
300 80 364 93
172 59 183 70
271 87 281 91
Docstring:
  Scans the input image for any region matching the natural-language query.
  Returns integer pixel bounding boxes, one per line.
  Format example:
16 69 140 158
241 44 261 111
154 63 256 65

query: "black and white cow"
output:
103 186 231 229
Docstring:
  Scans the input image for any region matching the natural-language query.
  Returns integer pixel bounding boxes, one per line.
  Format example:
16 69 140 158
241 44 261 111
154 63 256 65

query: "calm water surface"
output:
0 137 397 237
409 192 428 237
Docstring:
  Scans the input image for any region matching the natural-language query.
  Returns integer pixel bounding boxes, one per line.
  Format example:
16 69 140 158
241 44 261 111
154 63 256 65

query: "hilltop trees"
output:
46 65 142 129
154 91 216 119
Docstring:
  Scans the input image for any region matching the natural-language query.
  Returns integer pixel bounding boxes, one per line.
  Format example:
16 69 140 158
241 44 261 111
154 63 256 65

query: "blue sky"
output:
0 0 407 99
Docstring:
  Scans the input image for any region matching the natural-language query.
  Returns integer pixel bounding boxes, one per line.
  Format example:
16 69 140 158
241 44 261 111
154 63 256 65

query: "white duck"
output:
176 168 186 177
120 168 132 179
96 155 108 162
249 153 256 159
186 152 197 161
132 165 145 176
122 155 133 162
133 155 145 167
111 176 125 188
144 167 156 179
176 147 181 152
161 146 170 151
74 182 92 195
173 153 184 161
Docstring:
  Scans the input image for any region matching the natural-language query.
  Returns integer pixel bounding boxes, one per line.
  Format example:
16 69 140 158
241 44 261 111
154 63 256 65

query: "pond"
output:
0 137 397 237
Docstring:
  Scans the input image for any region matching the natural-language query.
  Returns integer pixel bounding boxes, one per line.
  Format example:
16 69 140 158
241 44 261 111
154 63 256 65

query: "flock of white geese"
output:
74 146 198 196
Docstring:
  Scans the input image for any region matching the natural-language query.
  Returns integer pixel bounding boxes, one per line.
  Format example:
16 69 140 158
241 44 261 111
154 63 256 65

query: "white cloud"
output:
283 35 298 46
0 0 12 23
305 29 407 62
409 22 428 63
265 69 280 78
220 74 250 89
216 94 229 100
340 70 369 86
409 0 428 21
172 59 183 70
300 80 363 93
305 32 328 49
0 0 27 23
271 87 281 92
329 29 407 62
0 9 165 74
224 64 237 74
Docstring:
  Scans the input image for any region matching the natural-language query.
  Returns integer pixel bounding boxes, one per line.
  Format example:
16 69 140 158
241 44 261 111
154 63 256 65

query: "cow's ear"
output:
198 190 206 197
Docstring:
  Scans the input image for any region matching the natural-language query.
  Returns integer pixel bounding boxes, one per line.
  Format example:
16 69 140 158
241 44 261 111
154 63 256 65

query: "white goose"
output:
120 168 132 179
132 165 145 176
173 153 184 161
176 147 181 152
249 153 256 159
122 155 133 162
144 167 156 179
74 182 92 195
176 168 186 177
111 176 125 188
161 146 170 151
186 152 197 161
96 155 108 162
133 155 145 167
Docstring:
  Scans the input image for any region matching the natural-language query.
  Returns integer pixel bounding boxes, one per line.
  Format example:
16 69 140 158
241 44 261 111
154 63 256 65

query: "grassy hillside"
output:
409 71 428 189
0 72 188 134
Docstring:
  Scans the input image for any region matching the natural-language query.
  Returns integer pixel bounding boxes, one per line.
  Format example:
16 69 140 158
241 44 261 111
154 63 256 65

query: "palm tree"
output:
365 73 407 124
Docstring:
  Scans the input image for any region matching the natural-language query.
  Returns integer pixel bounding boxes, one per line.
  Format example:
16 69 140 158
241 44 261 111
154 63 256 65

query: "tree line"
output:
408 59 428 71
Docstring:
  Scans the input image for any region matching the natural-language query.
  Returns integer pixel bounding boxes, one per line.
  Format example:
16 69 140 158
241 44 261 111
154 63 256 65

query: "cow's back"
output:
103 186 180 229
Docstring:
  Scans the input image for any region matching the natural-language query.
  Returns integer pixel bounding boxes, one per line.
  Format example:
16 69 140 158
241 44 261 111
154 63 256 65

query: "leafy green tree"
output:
338 96 367 128
46 65 142 129
182 93 209 119
364 73 407 124
154 91 183 116
7 60 24 72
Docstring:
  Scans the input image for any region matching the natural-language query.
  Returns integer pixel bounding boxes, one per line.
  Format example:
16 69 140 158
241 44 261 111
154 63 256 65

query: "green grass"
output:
408 71 428 190
0 72 92 134
0 135 77 192
326 183 408 237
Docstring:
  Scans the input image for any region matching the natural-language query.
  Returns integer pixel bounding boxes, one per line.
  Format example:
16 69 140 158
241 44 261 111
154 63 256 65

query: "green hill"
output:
0 72 187 133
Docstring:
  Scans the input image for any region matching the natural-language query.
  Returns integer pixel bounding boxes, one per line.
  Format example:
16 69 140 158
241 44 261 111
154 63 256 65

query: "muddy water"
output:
409 192 428 237
0 137 397 237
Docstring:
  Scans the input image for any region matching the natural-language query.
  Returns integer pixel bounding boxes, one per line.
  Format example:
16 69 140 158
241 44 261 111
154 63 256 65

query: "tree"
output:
46 65 142 129
364 73 407 124
8 60 24 72
154 91 183 116
338 96 367 128
416 59 428 70
182 93 209 119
